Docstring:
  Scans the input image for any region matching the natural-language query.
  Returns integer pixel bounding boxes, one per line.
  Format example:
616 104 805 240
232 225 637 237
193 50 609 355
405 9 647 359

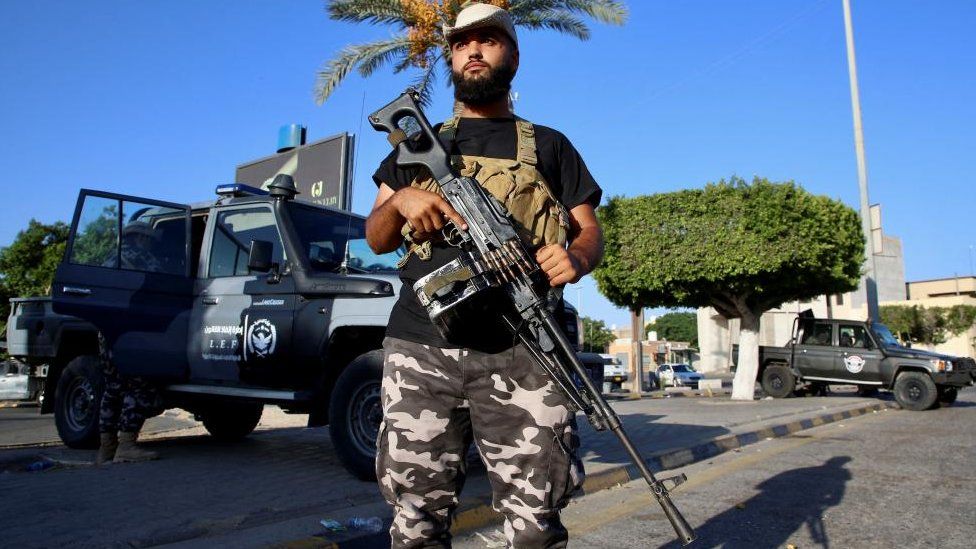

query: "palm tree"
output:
315 0 628 106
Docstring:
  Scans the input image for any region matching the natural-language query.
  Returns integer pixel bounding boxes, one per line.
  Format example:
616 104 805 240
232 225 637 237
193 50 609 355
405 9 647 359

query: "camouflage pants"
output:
97 334 160 434
378 337 584 548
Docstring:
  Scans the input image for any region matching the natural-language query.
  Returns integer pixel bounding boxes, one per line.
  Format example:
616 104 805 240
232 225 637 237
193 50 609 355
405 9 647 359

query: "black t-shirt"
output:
373 117 602 352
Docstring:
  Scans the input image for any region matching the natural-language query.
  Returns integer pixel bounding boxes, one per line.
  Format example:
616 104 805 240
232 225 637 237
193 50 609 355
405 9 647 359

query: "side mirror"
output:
248 240 274 273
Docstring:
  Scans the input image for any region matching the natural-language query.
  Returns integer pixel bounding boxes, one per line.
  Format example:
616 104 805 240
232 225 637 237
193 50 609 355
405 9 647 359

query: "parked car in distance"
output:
657 363 703 389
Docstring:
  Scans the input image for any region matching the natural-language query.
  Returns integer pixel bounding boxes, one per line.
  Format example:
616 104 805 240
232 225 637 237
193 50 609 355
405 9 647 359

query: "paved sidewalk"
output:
0 388 902 548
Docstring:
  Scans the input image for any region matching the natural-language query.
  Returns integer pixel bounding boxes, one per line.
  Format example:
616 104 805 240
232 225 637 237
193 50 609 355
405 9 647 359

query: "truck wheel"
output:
760 365 795 398
938 386 958 405
54 355 103 449
329 350 384 481
893 371 937 411
200 403 264 441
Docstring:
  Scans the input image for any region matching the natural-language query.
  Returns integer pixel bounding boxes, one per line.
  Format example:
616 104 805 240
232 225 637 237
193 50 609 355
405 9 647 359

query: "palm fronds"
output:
410 61 439 107
317 0 629 105
315 37 411 104
327 0 406 26
510 0 628 25
514 10 590 40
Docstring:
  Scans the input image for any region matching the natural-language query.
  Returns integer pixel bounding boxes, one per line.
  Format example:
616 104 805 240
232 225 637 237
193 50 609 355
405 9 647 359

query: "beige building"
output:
907 276 975 299
606 326 698 391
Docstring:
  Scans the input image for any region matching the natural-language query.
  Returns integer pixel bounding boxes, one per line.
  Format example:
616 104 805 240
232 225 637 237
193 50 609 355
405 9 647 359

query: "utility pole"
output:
842 0 879 321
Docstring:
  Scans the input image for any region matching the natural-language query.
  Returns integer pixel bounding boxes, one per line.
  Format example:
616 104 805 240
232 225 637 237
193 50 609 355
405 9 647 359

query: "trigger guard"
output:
442 222 464 247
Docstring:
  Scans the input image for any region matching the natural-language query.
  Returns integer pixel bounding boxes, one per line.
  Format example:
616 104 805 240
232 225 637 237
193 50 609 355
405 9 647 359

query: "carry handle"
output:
368 89 454 183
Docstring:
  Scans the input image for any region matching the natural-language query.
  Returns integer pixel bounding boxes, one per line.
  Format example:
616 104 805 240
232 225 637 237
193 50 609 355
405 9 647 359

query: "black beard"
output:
452 62 515 106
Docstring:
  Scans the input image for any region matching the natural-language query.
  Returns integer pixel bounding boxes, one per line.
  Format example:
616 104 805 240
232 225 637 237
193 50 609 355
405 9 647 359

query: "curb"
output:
575 400 894 496
0 401 38 409
284 400 895 548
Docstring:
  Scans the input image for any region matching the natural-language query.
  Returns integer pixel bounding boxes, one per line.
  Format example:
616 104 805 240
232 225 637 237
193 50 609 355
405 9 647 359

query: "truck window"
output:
288 203 402 273
838 324 870 348
208 207 284 277
71 196 119 267
71 195 187 276
800 322 832 346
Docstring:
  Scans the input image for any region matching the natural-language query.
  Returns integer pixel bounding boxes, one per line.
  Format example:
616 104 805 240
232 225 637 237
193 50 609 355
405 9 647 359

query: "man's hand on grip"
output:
535 244 584 287
392 187 468 241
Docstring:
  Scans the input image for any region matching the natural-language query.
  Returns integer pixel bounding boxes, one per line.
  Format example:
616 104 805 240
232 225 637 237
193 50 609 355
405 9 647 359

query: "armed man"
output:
365 3 603 547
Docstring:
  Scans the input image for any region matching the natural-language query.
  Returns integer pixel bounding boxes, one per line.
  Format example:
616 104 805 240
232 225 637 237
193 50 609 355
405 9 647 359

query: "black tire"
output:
893 371 938 411
760 364 796 398
938 386 958 405
54 355 103 449
329 350 384 481
200 402 264 441
856 386 879 397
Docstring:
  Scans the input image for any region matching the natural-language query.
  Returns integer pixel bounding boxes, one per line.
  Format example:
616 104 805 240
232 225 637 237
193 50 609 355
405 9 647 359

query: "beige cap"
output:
444 2 517 47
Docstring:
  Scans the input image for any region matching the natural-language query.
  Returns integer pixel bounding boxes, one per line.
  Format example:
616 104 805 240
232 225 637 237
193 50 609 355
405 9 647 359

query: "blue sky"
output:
1 0 974 330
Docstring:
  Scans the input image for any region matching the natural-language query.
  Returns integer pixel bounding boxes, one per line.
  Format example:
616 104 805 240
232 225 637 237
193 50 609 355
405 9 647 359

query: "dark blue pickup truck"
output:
16 180 598 479
742 315 974 410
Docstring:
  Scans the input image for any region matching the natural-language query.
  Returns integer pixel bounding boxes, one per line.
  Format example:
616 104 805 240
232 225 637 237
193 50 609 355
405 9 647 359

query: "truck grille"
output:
955 357 975 372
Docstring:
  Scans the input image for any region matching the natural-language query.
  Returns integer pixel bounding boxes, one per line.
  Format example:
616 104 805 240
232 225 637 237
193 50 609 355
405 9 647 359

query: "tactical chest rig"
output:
397 115 573 338
400 115 571 264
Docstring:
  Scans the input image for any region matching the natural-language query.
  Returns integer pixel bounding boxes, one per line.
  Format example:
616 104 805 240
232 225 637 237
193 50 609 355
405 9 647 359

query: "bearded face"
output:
448 28 518 107
451 60 516 106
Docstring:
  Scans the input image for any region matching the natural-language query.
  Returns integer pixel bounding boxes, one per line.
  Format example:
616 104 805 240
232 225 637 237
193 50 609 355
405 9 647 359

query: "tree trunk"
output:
731 312 760 400
629 308 644 397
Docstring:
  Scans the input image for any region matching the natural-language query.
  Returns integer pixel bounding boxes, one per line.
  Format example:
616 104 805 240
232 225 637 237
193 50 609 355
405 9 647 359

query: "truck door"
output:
53 190 193 380
836 323 883 383
793 320 836 379
188 204 296 387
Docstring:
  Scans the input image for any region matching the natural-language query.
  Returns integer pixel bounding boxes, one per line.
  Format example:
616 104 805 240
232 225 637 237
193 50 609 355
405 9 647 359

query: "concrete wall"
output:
852 235 907 308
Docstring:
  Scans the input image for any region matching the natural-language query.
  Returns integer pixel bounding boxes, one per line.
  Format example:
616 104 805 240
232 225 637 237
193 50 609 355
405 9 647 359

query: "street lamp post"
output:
842 0 880 321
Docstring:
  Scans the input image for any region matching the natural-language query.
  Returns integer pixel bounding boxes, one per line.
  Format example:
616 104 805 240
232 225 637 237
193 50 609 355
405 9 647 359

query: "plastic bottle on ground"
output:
345 516 384 533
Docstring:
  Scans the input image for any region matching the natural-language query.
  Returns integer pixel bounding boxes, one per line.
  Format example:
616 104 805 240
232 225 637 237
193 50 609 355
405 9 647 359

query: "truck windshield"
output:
287 203 402 273
871 324 902 348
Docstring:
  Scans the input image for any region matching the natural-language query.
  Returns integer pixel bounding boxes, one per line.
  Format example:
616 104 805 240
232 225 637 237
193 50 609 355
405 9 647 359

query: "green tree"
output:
594 176 864 400
646 311 697 347
580 315 614 353
71 203 118 266
315 0 628 105
0 220 70 348
880 304 976 346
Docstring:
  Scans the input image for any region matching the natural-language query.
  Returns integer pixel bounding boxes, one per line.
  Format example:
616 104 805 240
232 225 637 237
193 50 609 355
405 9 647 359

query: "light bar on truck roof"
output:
215 183 269 197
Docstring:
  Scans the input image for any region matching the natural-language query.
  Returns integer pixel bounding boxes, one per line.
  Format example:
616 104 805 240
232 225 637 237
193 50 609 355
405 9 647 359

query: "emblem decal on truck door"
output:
844 355 865 374
245 318 277 359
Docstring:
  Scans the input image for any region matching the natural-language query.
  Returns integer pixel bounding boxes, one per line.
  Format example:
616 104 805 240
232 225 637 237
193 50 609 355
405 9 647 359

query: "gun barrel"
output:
536 313 697 544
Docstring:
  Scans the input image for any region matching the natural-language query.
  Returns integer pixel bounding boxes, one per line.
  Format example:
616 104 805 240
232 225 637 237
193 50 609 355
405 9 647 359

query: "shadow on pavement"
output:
660 456 853 549
576 412 730 468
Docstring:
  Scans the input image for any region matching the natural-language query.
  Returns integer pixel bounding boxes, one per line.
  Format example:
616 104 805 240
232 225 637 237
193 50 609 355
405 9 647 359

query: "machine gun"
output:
369 89 696 545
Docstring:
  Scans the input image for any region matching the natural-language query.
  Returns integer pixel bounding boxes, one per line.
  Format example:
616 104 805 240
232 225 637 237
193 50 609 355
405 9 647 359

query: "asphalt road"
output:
455 389 976 549
0 405 198 447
